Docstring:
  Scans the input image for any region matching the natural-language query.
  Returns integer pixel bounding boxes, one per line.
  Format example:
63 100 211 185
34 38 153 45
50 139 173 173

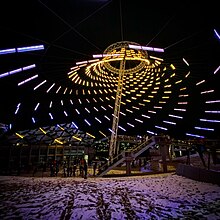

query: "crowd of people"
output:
44 157 99 179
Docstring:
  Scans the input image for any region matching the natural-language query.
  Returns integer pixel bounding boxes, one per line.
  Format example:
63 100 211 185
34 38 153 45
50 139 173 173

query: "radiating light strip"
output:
85 108 90 113
163 120 176 125
34 80 47 90
15 103 21 114
194 126 214 131
55 139 63 144
46 83 55 93
214 66 220 74
86 132 95 139
75 109 80 114
205 111 220 113
170 64 175 70
205 100 220 103
155 125 167 130
56 86 61 93
108 128 115 134
200 119 220 123
18 74 38 86
0 48 16 55
49 101 52 108
31 117 35 123
104 115 110 120
201 90 214 94
0 64 36 79
93 53 121 58
71 121 78 129
135 118 143 123
169 114 183 119
15 132 24 139
99 130 106 137
148 110 156 114
182 58 189 66
178 102 188 104
149 56 163 61
22 64 36 70
196 80 205 86
17 45 44 53
49 113 53 120
84 119 91 126
146 130 157 135
185 71 190 78
118 126 126 131
39 127 47 134
34 103 40 111
72 135 82 141
64 111 68 116
127 122 135 127
129 44 164 52
174 108 186 111
214 29 220 40
95 117 102 123
186 133 204 138
101 106 106 110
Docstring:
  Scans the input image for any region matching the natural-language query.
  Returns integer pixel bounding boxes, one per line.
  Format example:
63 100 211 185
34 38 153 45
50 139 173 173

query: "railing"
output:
97 137 155 177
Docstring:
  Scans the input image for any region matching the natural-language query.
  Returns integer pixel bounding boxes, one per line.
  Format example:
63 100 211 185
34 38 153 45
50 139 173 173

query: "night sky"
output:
0 0 219 141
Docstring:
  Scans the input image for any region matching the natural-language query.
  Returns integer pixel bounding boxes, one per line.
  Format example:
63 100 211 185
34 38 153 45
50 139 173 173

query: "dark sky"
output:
0 0 219 140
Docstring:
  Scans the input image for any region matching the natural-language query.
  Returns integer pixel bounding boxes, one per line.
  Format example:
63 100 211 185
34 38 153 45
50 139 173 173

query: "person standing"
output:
93 161 97 176
83 159 88 179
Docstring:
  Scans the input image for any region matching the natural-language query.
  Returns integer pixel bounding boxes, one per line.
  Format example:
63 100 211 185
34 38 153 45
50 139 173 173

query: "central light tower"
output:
103 41 149 161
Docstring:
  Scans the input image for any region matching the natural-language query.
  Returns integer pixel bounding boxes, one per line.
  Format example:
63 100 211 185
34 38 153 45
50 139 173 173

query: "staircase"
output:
97 137 155 177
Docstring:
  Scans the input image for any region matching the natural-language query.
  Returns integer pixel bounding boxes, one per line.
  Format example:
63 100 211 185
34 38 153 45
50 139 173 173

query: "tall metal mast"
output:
109 55 126 161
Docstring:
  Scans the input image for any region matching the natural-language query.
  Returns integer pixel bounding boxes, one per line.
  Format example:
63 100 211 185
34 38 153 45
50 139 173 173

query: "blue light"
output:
0 48 16 55
17 45 44 53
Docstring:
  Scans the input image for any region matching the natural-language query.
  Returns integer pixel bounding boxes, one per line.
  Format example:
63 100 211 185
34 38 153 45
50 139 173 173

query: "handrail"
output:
97 137 154 176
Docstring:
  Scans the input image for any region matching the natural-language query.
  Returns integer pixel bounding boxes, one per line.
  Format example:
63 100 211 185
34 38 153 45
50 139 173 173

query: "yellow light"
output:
39 127 47 134
15 132 24 139
72 135 82 141
164 85 171 88
58 125 65 130
86 132 95 139
185 71 190 78
170 64 175 70
175 80 182 84
99 130 107 137
55 139 63 144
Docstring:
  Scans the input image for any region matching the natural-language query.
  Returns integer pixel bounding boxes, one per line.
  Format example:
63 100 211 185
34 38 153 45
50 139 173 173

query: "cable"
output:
38 0 102 52
119 0 124 41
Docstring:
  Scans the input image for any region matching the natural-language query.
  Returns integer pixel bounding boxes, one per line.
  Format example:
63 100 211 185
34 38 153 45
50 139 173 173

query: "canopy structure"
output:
0 1 219 146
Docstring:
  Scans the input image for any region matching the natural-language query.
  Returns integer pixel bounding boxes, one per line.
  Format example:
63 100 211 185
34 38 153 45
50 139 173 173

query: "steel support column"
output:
109 56 126 161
